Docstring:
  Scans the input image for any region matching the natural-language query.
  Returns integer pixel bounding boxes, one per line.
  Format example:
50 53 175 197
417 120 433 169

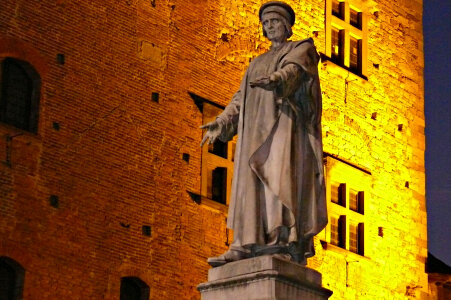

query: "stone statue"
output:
200 1 327 267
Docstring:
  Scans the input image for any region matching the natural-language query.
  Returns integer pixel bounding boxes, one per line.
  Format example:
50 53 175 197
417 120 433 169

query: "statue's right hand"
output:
200 120 222 147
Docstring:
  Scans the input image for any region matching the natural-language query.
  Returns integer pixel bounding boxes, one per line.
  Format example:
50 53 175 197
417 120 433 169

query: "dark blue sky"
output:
424 0 451 265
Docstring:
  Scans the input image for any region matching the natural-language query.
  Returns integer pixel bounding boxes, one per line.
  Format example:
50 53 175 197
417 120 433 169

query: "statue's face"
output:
262 12 287 42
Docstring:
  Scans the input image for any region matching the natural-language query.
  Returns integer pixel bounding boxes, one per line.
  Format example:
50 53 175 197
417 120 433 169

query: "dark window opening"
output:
331 28 344 66
211 167 227 204
338 216 346 248
231 142 236 162
120 277 149 300
151 92 159 103
357 191 364 214
358 223 364 255
0 257 25 300
350 8 362 29
332 0 345 19
142 225 151 237
0 58 40 133
208 140 228 158
331 215 346 249
349 37 362 74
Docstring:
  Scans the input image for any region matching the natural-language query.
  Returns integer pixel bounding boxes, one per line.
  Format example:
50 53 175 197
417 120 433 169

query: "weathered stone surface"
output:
198 256 332 299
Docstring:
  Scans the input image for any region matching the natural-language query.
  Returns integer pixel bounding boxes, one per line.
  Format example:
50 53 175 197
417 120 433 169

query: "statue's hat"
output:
259 1 295 26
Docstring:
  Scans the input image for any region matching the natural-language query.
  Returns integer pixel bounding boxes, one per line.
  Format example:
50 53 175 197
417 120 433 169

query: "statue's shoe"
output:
207 250 249 267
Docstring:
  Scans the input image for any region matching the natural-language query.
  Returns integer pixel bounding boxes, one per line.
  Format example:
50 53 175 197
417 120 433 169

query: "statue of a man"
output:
201 1 327 267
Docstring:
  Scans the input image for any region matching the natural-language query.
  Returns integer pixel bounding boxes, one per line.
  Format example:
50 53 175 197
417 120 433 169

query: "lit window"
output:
0 58 41 133
349 189 364 214
331 28 344 65
331 182 346 207
349 223 364 255
350 8 362 29
349 36 362 74
325 0 367 77
332 0 344 19
120 277 149 300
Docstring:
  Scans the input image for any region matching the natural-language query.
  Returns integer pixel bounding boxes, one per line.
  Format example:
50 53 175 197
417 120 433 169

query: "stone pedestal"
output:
197 255 332 300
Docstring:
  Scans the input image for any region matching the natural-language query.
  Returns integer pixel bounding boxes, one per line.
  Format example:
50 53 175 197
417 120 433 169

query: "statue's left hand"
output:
250 73 280 90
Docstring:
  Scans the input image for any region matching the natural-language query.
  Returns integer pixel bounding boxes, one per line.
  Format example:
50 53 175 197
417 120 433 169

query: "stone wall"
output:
0 0 427 299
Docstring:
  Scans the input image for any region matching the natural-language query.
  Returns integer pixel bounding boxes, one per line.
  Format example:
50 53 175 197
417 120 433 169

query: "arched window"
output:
0 57 41 133
120 277 149 300
0 257 25 300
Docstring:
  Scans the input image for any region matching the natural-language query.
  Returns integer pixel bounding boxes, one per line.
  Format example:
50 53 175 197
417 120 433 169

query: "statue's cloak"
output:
217 38 327 258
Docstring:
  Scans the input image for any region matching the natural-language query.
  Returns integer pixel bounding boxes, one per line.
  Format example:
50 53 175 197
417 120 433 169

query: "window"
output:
349 223 364 255
349 188 364 214
324 155 369 256
349 36 362 74
332 0 345 19
0 257 25 300
331 28 344 65
120 277 149 300
201 102 234 205
350 7 362 29
331 182 346 206
330 215 346 248
325 0 367 77
189 92 235 208
0 58 41 133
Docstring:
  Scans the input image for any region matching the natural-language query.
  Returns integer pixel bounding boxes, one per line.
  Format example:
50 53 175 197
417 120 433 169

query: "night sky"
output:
423 0 451 266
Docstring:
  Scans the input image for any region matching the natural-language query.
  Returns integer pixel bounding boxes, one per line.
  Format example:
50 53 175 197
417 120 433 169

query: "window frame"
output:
322 155 370 257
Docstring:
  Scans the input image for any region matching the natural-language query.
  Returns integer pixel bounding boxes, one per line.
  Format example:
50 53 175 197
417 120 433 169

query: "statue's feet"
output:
207 250 250 267
254 244 288 256
288 243 307 266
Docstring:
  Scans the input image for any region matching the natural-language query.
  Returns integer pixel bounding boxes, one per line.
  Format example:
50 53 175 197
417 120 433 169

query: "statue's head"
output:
259 1 295 39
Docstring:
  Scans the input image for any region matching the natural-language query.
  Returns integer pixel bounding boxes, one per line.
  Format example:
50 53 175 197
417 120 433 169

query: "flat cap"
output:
259 1 295 26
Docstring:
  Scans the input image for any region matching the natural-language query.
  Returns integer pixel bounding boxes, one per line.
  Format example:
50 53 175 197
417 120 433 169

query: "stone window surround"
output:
188 92 233 212
200 102 235 207
323 155 370 257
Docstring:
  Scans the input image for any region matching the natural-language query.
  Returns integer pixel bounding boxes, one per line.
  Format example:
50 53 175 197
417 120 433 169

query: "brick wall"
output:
0 0 427 299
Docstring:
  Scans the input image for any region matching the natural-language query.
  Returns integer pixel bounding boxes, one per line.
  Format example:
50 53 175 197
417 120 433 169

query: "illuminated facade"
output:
0 0 428 299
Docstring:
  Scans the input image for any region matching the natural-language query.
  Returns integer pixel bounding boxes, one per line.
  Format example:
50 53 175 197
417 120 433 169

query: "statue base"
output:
197 255 333 300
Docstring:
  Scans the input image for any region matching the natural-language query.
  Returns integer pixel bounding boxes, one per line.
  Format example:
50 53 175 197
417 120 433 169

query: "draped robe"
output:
216 38 327 259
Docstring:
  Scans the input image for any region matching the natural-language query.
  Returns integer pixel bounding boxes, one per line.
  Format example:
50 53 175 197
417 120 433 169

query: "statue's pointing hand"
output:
200 119 223 147
249 73 281 90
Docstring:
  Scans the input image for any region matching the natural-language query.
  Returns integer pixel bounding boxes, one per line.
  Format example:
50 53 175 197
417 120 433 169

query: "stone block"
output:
140 41 164 64
198 255 332 300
